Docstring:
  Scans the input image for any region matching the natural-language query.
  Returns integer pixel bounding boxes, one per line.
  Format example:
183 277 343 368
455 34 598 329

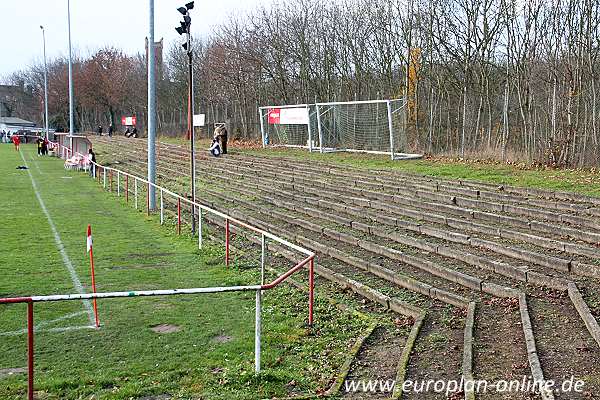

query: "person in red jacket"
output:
11 134 20 151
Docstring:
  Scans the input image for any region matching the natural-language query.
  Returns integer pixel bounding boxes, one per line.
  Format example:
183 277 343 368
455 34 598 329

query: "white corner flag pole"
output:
87 224 100 328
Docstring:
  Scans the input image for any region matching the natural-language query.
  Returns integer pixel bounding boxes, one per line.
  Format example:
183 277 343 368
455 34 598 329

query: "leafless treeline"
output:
5 0 600 166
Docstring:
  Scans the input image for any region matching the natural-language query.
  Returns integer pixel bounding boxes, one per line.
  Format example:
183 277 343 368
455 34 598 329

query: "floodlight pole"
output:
40 26 49 140
67 0 74 151
147 0 157 210
175 2 196 232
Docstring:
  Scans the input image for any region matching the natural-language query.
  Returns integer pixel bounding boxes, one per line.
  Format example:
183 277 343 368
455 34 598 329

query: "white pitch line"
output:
19 150 95 325
0 324 96 337
0 310 90 336
28 154 44 175
35 310 89 329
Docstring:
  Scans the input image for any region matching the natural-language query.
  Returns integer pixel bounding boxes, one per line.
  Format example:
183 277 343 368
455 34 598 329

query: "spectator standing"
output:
97 125 103 135
88 148 97 177
108 124 113 137
42 137 49 155
213 125 228 154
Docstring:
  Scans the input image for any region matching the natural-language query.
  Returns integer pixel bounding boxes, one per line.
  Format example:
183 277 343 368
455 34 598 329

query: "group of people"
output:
96 125 114 136
124 127 138 138
36 136 50 155
96 124 138 138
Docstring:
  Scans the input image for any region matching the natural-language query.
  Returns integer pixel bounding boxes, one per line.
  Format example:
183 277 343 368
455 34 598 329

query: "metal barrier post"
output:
109 171 113 192
160 189 164 225
255 289 261 373
134 179 138 209
198 207 203 249
103 168 107 189
27 302 34 400
177 198 181 235
261 234 266 285
306 104 313 152
225 219 230 267
309 258 314 326
147 183 150 216
117 172 120 196
259 108 266 148
125 175 129 203
316 104 324 153
387 100 395 161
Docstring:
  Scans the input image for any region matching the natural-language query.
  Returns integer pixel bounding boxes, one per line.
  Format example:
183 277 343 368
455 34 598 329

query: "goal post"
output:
259 104 317 150
259 99 422 160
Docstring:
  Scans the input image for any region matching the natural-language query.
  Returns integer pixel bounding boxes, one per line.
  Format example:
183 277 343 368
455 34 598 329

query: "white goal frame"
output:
258 99 422 160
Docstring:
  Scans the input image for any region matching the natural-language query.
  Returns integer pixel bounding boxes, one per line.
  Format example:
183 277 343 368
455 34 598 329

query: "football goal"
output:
258 99 422 160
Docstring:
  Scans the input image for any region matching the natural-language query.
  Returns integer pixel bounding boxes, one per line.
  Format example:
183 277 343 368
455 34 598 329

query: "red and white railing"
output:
1 142 316 400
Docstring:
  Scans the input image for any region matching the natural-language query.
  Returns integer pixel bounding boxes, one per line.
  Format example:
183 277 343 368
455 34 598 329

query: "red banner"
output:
121 116 137 126
267 109 280 124
266 107 309 125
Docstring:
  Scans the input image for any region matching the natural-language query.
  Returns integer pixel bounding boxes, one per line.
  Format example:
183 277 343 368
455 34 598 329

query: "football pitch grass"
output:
0 144 367 399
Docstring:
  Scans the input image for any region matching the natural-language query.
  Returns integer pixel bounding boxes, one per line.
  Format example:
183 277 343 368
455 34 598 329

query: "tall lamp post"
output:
147 0 157 210
40 26 49 140
67 0 75 151
175 1 196 233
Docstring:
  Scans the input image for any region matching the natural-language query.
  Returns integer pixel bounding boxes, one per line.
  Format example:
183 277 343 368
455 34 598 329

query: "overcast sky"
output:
0 0 269 79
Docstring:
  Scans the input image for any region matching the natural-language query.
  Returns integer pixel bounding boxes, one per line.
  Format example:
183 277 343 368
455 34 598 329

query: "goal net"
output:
259 99 421 160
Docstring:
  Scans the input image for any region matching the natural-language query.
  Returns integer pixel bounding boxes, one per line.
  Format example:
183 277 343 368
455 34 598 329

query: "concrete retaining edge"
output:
567 282 600 349
518 293 555 400
392 313 426 400
463 302 476 400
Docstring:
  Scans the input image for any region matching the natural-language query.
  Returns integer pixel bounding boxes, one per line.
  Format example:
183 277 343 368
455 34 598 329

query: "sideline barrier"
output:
1 142 316 400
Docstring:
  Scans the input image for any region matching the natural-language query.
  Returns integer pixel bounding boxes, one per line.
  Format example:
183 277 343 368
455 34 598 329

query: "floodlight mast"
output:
40 26 49 140
67 0 74 151
148 0 157 210
175 1 196 233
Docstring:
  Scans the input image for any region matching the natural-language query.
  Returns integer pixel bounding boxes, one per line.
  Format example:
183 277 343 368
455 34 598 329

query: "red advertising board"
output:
266 107 309 125
121 116 137 126
267 109 280 124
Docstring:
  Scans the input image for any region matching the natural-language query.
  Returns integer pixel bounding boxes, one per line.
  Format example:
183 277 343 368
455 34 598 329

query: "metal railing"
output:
1 142 316 400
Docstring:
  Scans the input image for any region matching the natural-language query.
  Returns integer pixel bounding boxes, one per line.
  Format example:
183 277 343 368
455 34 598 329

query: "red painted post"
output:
88 225 100 329
125 176 129 203
225 219 230 267
177 198 181 235
309 257 314 326
27 302 34 400
147 183 150 216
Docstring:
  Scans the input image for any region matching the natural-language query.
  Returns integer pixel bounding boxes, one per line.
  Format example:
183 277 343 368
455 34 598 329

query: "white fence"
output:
259 99 422 160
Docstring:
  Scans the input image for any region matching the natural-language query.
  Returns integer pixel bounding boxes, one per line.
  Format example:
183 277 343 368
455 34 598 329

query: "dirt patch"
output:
342 325 407 399
150 324 181 334
213 334 232 343
0 368 26 379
